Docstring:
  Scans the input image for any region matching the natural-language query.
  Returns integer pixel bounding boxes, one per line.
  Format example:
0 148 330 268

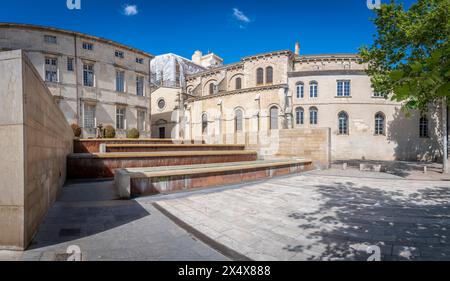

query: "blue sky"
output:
0 0 416 62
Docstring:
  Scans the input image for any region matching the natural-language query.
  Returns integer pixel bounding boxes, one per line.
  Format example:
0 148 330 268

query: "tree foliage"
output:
360 0 450 112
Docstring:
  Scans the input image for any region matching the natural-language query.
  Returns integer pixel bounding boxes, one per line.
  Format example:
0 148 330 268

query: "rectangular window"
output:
82 42 94 51
375 114 385 135
420 117 429 138
296 110 304 125
115 50 124 59
45 57 58 83
310 83 318 98
136 76 144 96
44 35 57 44
136 57 144 64
83 63 94 87
137 110 146 131
67 58 74 71
337 80 351 97
310 110 318 125
83 104 96 129
116 107 126 130
116 71 125 92
296 84 304 99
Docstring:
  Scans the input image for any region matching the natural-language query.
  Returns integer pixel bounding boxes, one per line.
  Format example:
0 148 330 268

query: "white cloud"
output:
233 8 250 23
123 4 138 16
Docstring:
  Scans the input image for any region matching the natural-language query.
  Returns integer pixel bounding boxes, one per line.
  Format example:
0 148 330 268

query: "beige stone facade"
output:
0 23 153 138
162 50 447 162
0 23 446 162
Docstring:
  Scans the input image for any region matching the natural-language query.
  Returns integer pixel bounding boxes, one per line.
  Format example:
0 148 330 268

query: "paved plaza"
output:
1 168 450 261
154 169 450 261
0 181 227 261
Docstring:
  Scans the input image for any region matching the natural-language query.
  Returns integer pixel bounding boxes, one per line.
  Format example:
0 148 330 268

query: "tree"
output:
360 0 450 172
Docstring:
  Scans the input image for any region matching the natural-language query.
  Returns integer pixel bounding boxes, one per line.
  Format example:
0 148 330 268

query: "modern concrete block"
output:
0 50 73 250
115 170 131 199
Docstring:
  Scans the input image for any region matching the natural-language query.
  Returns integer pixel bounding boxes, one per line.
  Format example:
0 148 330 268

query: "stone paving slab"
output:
0 181 228 261
152 171 450 261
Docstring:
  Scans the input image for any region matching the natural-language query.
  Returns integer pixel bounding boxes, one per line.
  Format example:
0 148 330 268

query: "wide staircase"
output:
68 139 313 198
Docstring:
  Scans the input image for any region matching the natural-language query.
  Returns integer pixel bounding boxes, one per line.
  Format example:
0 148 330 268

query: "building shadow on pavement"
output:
284 181 450 261
27 180 151 251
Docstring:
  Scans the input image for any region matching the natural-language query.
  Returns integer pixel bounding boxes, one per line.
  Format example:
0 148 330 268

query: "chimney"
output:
192 50 202 65
295 42 300 56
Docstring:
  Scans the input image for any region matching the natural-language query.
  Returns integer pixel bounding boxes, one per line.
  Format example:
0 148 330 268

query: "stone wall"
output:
0 50 73 250
201 128 331 169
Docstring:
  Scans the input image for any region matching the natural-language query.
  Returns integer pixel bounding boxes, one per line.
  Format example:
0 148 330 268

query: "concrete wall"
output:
0 50 73 250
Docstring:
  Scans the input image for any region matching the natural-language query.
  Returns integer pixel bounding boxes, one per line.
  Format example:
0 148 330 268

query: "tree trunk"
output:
443 97 448 174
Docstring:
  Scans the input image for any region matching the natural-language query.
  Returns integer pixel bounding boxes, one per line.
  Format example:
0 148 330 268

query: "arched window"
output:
296 82 304 99
295 107 304 125
256 68 264 85
420 116 429 138
209 83 214 95
235 109 244 132
235 77 242 90
310 107 318 125
266 66 273 84
310 81 318 98
375 112 385 135
270 106 279 130
202 113 208 134
338 111 349 135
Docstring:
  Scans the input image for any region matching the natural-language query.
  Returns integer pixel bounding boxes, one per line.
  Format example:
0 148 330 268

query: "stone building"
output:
158 47 447 162
150 51 223 139
0 23 153 138
0 23 447 162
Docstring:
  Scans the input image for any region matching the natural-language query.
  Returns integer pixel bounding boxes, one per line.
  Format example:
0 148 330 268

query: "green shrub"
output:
126 128 140 139
104 125 116 138
71 123 81 138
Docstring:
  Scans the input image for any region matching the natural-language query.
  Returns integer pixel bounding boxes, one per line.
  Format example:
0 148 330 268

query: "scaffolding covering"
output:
151 53 205 88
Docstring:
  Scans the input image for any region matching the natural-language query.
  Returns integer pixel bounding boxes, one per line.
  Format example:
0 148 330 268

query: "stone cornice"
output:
288 69 367 77
186 50 294 81
0 22 153 58
186 62 244 80
242 50 293 61
294 54 362 63
186 84 288 102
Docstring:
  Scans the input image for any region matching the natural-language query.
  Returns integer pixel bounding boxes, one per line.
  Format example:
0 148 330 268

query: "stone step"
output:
105 144 246 153
115 159 313 198
74 139 204 153
67 151 258 179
